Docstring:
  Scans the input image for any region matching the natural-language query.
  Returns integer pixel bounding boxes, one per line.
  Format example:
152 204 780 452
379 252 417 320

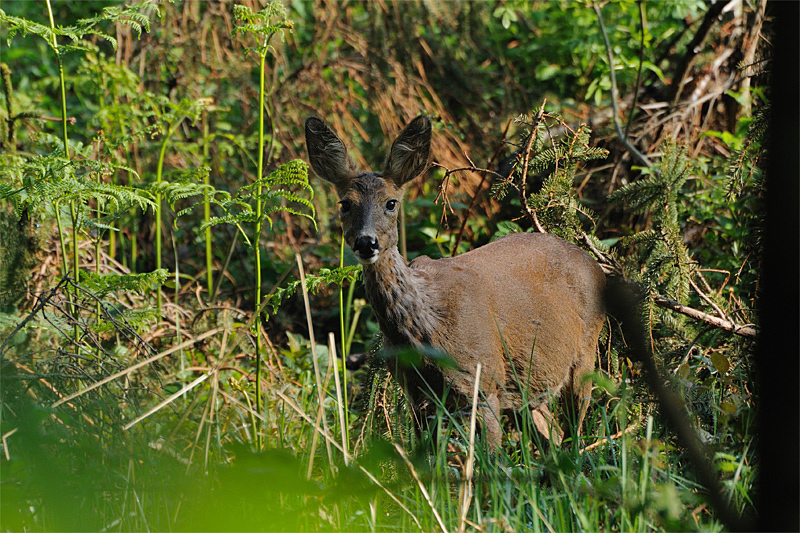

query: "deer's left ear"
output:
383 115 432 188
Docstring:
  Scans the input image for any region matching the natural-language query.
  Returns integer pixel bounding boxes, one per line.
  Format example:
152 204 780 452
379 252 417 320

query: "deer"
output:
305 114 607 451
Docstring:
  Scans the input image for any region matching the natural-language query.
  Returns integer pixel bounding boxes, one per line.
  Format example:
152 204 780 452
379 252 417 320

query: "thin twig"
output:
52 327 225 408
518 101 548 232
450 119 513 255
578 232 623 276
580 423 638 454
0 278 69 360
592 2 652 168
624 1 647 140
689 277 730 323
430 159 504 241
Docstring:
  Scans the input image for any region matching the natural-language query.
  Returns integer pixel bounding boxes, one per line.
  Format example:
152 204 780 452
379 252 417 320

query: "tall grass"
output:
4 270 745 532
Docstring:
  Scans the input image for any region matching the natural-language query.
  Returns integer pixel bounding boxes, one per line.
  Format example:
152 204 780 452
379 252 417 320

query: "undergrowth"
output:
0 1 766 531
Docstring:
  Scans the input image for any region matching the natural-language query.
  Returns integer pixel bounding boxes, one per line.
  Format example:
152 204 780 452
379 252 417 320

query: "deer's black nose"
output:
353 235 380 258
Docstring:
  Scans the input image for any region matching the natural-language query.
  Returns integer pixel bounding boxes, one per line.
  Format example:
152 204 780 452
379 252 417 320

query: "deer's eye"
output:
385 200 398 212
339 200 351 214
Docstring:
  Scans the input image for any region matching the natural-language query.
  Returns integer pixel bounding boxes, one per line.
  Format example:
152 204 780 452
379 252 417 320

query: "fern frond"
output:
0 10 56 49
263 188 314 209
263 266 362 318
93 307 159 335
232 2 294 56
205 211 259 229
80 269 169 298
151 169 216 218
245 159 317 229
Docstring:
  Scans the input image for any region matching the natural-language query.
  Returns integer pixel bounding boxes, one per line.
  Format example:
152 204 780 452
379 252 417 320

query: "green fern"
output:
91 307 160 336
205 159 316 244
2 150 155 223
232 3 293 58
80 269 169 298
263 266 361 318
151 167 220 220
0 2 157 51
246 159 316 230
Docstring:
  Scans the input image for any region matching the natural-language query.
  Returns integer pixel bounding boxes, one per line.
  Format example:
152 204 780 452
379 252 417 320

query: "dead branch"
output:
653 294 757 338
578 234 756 338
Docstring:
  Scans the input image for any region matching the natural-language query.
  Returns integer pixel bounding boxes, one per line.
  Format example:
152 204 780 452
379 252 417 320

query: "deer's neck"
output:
362 247 440 347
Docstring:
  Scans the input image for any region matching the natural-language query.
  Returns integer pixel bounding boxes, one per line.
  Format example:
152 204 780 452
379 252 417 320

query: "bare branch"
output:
592 2 652 168
518 100 547 232
653 295 757 338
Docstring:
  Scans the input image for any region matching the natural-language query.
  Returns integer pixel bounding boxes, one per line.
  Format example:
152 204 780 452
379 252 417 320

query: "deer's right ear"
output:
305 117 359 194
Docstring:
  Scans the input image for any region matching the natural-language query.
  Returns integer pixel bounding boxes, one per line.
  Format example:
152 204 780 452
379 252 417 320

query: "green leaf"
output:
710 351 730 374
491 221 523 241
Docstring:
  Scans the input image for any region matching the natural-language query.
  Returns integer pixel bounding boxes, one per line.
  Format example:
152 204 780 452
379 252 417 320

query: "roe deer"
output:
305 114 606 450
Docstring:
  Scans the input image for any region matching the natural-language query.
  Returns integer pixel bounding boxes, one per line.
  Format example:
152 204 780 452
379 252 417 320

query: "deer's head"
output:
305 115 432 265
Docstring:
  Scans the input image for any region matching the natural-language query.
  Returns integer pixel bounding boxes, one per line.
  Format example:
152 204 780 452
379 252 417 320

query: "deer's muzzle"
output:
353 235 381 264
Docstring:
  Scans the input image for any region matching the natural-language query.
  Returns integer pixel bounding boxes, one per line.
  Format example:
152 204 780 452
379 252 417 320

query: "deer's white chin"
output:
356 254 379 265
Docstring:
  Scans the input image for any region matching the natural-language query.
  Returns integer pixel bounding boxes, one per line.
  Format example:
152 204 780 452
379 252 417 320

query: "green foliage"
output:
246 158 316 230
1 145 154 225
80 269 168 298
264 265 361 317
724 104 768 199
151 167 215 220
232 2 293 57
204 159 315 244
494 112 608 241
485 1 683 107
610 141 693 301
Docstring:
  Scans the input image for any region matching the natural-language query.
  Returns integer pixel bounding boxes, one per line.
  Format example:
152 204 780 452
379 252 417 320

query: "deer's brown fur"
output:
305 115 606 449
